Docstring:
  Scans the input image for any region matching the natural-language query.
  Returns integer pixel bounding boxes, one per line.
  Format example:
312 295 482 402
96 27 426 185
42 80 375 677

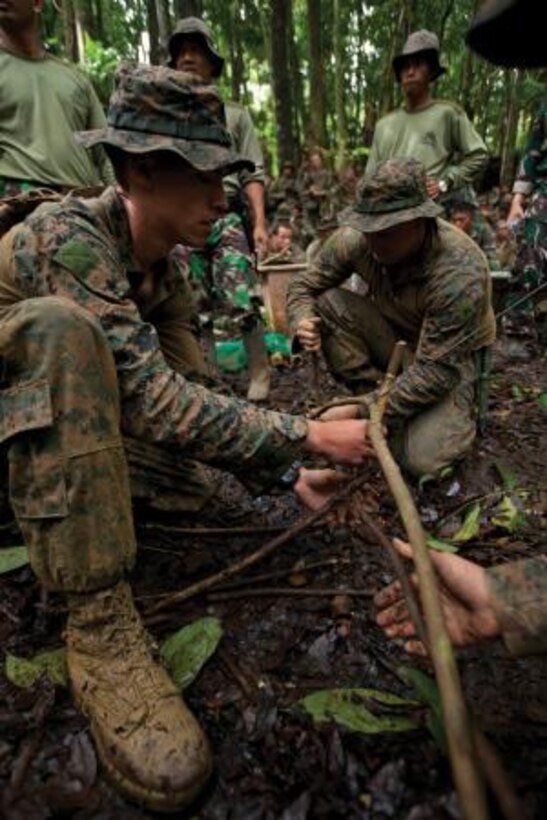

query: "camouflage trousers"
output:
510 192 547 344
316 288 478 477
0 297 216 593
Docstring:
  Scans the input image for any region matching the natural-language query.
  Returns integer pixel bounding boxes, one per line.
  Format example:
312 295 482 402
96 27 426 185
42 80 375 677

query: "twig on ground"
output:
207 587 374 602
142 472 370 616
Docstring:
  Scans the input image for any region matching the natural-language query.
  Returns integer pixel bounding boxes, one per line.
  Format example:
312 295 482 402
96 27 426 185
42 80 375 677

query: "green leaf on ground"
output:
0 546 29 575
160 616 223 691
494 463 518 491
418 473 436 489
426 535 459 554
452 502 482 542
397 666 446 751
6 648 67 689
491 495 525 533
299 688 419 735
538 393 547 409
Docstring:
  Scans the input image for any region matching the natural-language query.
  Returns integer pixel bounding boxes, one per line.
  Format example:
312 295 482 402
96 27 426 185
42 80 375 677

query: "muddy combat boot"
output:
66 581 212 812
242 314 271 401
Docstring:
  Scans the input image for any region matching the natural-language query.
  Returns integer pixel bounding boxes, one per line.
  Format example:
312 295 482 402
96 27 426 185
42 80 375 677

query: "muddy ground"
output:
0 336 546 819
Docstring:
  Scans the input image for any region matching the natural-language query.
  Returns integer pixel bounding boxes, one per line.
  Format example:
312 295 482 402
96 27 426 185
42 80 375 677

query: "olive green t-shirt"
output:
0 48 113 188
366 99 488 192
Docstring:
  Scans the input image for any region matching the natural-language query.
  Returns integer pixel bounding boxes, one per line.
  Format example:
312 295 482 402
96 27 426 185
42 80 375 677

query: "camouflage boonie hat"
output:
340 158 443 233
76 64 252 176
466 0 542 68
392 30 447 81
167 17 224 76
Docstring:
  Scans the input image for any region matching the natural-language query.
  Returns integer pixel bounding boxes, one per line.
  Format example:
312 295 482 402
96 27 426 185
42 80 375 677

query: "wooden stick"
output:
369 408 488 818
207 587 374 602
143 472 370 616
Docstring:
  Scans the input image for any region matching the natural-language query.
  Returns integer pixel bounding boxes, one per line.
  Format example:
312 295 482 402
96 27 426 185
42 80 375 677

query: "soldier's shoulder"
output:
431 98 469 118
431 220 489 286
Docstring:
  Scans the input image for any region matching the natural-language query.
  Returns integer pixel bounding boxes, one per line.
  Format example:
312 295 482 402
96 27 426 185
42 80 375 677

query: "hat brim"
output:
393 50 447 82
167 32 224 76
75 128 253 176
466 0 543 68
340 200 443 233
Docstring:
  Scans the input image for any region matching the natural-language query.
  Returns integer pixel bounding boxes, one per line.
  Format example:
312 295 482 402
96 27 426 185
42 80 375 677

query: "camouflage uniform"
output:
287 159 496 477
0 66 308 591
511 105 547 342
167 21 266 335
487 557 547 655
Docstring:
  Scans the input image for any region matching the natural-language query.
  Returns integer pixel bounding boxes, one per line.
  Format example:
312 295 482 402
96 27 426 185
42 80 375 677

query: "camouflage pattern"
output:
450 201 500 270
392 30 447 81
487 556 547 655
299 166 335 229
342 159 443 233
167 16 225 76
76 63 252 177
174 211 259 334
510 106 547 341
287 218 496 476
0 186 309 583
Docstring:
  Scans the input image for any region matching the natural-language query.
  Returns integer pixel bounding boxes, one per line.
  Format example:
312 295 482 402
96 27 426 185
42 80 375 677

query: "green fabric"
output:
222 102 265 196
366 99 488 191
216 332 291 372
0 48 113 188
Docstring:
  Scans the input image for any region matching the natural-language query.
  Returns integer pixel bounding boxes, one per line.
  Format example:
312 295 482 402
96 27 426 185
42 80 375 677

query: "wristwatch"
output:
278 460 302 490
438 179 449 194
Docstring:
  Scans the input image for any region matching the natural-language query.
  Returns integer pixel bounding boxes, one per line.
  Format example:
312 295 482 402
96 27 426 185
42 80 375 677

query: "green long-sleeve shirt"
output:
366 100 488 193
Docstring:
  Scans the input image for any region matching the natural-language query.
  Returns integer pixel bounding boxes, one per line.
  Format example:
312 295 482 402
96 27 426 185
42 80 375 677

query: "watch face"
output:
439 180 448 193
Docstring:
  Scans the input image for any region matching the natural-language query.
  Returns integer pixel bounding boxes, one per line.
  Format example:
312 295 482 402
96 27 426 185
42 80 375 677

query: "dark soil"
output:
1 337 546 820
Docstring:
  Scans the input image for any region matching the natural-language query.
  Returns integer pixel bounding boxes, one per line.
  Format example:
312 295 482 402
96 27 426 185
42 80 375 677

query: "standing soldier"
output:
168 17 271 400
0 0 112 196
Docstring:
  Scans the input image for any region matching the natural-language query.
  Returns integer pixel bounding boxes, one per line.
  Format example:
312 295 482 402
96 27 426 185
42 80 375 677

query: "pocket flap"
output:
0 379 53 444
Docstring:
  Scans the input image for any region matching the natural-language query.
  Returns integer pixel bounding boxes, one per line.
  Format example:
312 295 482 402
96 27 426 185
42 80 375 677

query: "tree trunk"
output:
332 0 347 169
174 0 202 17
500 68 523 186
146 0 161 65
227 4 244 102
289 9 304 157
306 0 326 149
269 0 297 166
155 0 171 61
61 0 80 63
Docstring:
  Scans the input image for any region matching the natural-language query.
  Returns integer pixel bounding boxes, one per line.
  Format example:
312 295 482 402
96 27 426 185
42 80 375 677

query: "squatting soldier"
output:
287 158 496 478
0 65 372 812
448 193 501 270
168 16 271 401
376 0 547 660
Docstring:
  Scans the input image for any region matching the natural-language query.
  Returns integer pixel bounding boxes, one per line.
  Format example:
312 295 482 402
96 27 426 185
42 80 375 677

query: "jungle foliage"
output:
42 0 546 183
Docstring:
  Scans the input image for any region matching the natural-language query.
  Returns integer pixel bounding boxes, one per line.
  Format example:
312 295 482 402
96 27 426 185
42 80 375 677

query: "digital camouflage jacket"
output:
0 187 307 493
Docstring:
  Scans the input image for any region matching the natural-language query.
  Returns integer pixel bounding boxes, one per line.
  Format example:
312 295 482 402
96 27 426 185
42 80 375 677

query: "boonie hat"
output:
466 0 542 68
392 30 447 82
76 63 252 176
167 17 224 76
340 158 443 234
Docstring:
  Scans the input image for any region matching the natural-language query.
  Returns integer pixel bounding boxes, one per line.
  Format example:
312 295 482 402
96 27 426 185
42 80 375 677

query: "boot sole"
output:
93 727 213 813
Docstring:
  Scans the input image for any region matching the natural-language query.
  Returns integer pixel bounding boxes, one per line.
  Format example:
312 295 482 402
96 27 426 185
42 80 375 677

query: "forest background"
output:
42 0 546 187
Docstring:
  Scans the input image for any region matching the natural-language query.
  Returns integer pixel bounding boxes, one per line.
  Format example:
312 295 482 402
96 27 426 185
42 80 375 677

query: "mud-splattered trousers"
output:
287 220 496 477
0 188 308 592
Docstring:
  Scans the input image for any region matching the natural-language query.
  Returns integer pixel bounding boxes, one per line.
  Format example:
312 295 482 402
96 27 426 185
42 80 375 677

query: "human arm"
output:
286 226 368 346
375 539 547 657
244 180 268 258
374 538 501 654
371 228 496 421
440 106 488 193
511 107 546 207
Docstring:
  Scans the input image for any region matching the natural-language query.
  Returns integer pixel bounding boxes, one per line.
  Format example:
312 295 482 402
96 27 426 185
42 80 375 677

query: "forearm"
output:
443 149 488 190
244 181 266 231
486 557 547 656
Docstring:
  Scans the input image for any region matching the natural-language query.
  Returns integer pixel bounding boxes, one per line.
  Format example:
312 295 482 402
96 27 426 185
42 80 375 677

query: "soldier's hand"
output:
374 538 500 654
305 418 374 464
318 403 361 421
296 317 322 352
254 223 269 260
293 467 348 510
425 177 441 199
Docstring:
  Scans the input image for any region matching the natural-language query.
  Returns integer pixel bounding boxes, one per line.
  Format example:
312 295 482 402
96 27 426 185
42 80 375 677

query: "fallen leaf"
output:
397 666 446 752
6 648 67 689
299 688 420 735
452 502 481 543
426 536 459 554
491 495 525 533
160 616 223 691
0 546 29 575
